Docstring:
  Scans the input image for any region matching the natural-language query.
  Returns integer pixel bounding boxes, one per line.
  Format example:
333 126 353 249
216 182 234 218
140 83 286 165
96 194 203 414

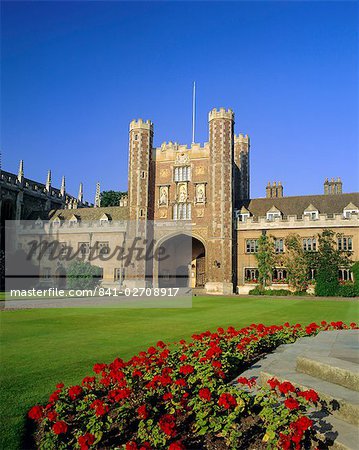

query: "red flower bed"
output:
28 321 357 449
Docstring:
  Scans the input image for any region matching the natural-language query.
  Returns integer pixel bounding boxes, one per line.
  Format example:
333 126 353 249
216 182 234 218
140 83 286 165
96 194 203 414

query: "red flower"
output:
218 393 237 409
68 385 83 400
90 399 109 416
163 392 173 401
291 416 313 432
278 381 295 395
169 441 186 450
159 414 176 437
298 389 319 403
237 376 256 387
28 405 43 421
93 363 107 374
198 388 212 401
126 442 138 450
56 383 64 389
47 410 58 422
108 387 132 402
49 391 59 403
137 404 149 419
179 365 194 375
175 378 186 387
52 420 68 435
78 433 95 450
284 398 300 410
157 340 166 348
267 378 280 390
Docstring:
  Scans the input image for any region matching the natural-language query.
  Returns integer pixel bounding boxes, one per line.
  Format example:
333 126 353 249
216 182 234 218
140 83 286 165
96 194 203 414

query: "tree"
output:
310 230 351 297
66 261 102 290
284 234 309 293
256 234 276 289
100 191 127 207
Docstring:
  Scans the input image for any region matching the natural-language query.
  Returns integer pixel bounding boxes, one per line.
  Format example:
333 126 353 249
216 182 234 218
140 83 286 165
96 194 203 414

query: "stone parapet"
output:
129 119 153 131
235 213 359 230
208 107 234 122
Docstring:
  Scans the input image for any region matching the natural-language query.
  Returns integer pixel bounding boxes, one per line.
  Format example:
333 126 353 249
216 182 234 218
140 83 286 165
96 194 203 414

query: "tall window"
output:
114 267 125 285
337 236 353 251
244 268 259 282
173 203 191 220
338 268 352 281
98 242 110 255
274 238 284 253
303 238 317 252
174 166 191 182
246 239 258 253
78 242 90 256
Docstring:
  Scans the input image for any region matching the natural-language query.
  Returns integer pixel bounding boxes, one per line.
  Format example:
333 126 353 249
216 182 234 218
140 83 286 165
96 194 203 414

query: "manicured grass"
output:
1 296 358 449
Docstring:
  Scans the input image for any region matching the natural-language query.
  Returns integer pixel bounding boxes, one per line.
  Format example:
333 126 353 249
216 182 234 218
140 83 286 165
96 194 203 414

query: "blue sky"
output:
1 1 358 202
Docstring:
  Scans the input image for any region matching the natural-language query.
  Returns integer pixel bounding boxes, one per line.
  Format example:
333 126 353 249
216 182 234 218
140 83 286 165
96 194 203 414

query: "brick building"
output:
3 108 359 294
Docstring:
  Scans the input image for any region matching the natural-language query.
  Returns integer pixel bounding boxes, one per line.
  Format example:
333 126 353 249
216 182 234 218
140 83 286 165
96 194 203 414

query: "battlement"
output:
236 212 358 230
156 141 209 153
234 134 250 144
208 108 234 121
129 119 153 131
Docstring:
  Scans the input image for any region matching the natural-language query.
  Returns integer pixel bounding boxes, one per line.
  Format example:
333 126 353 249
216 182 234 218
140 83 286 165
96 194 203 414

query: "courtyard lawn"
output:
1 296 358 450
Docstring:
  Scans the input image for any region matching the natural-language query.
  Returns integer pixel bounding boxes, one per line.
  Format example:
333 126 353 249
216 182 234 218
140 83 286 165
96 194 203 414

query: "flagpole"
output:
192 81 196 144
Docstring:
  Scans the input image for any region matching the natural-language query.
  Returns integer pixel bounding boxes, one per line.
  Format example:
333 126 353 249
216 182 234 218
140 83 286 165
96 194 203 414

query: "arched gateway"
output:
156 234 206 289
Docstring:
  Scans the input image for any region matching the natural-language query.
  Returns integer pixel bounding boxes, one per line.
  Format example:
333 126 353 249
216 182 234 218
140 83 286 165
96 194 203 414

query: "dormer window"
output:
304 204 319 220
52 217 61 228
68 214 78 227
100 213 110 225
236 206 250 222
266 206 282 221
343 202 358 219
35 217 43 228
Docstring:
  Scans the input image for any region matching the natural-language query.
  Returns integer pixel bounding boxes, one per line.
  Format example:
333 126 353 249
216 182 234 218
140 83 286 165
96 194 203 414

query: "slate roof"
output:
27 206 129 221
240 193 359 218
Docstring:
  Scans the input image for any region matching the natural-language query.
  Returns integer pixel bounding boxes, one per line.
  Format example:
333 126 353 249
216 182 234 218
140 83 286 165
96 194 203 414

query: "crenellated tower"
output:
234 133 250 205
207 108 235 294
128 119 154 221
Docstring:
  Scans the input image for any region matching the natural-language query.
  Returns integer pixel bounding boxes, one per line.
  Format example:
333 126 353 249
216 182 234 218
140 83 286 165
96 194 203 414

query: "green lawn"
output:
1 296 358 450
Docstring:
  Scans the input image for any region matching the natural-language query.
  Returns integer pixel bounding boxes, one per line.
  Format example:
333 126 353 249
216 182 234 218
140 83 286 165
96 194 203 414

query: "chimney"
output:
266 182 271 198
277 181 283 198
324 177 343 195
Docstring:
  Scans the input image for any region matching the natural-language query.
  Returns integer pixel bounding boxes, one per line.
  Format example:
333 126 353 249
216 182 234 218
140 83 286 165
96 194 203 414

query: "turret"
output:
128 118 154 220
94 182 101 207
60 176 66 197
46 170 51 192
17 160 24 183
78 182 83 203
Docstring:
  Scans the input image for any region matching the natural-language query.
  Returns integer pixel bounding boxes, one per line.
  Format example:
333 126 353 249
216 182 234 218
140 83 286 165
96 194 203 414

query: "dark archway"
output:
157 234 206 288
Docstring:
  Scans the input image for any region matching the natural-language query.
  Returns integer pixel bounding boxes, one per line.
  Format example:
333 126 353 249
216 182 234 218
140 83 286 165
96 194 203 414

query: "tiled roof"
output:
241 193 359 218
28 206 129 221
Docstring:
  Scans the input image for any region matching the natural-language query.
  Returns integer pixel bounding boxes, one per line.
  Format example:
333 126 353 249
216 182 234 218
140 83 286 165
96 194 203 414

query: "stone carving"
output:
160 169 170 179
195 166 205 175
178 183 187 203
196 184 205 203
160 209 167 218
159 186 168 206
196 209 204 218
175 153 190 165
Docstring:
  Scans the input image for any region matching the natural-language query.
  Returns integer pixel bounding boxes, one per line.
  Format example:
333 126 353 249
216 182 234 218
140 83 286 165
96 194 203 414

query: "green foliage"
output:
311 230 352 297
100 190 127 207
352 261 359 296
338 283 357 298
66 261 102 289
284 234 309 293
256 234 276 289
